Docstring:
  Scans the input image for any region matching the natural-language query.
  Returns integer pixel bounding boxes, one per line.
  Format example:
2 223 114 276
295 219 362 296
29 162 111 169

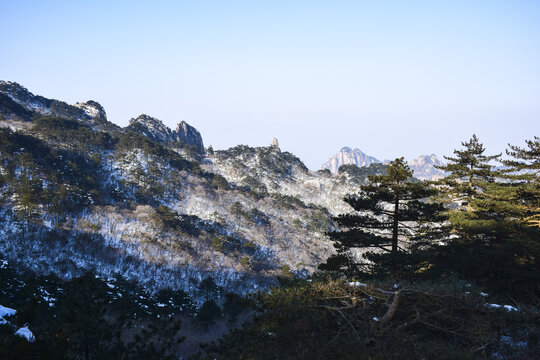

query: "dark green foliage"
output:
49 100 87 120
247 208 270 227
502 136 540 227
52 272 113 359
0 127 105 216
114 130 196 172
211 236 227 253
0 93 33 121
321 158 445 278
32 116 114 151
429 136 540 298
435 134 500 212
222 292 250 323
271 193 306 210
338 162 388 183
228 202 270 226
154 205 202 236
241 175 268 195
211 174 230 190
230 201 243 217
215 144 308 176
203 279 539 359
0 262 193 359
316 168 332 176
199 276 221 300
197 299 222 326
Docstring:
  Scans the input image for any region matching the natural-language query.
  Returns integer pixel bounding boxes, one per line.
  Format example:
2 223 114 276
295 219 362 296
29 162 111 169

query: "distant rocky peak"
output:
0 80 108 124
131 114 168 129
127 116 205 154
322 147 380 174
271 137 280 152
128 114 174 143
409 154 438 166
74 100 107 120
174 120 204 154
407 154 446 180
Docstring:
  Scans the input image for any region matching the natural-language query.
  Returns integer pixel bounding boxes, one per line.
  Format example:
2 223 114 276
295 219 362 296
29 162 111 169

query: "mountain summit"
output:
407 154 446 180
127 114 204 153
323 147 446 180
0 81 107 124
322 147 380 174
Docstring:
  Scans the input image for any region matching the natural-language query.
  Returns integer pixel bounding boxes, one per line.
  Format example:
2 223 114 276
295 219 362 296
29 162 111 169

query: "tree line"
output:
321 135 539 299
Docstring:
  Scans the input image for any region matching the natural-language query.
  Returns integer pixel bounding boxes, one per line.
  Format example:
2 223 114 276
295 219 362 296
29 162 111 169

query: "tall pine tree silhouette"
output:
320 158 444 279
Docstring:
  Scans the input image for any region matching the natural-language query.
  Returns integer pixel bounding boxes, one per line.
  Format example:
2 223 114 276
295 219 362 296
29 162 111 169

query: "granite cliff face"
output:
175 120 205 153
127 115 204 154
322 147 380 174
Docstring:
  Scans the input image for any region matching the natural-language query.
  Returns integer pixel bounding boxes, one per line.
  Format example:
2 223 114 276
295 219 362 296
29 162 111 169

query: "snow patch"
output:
0 305 16 318
15 326 35 342
485 303 519 312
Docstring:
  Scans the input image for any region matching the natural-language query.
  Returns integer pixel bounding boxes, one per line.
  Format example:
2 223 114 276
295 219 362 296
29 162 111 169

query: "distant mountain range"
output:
322 147 446 180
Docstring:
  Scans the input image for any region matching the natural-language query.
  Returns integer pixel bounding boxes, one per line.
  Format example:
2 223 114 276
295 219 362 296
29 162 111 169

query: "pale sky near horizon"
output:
1 0 539 169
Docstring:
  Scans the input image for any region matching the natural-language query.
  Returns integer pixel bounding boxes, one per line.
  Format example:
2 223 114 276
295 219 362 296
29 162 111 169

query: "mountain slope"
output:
0 81 377 299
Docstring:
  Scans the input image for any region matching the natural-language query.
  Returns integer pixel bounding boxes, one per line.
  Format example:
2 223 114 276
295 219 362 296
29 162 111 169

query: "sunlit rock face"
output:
127 115 204 153
322 147 380 174
407 154 446 180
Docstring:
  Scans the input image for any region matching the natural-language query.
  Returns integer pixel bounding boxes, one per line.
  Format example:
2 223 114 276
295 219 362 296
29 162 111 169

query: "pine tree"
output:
14 152 42 224
502 136 540 227
493 137 540 293
320 158 444 279
431 135 539 295
435 134 501 212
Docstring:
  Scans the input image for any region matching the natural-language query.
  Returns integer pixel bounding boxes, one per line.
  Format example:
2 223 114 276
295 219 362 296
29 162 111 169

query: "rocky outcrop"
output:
175 120 204 153
322 147 380 174
0 81 107 124
127 114 204 153
127 114 175 143
74 100 107 121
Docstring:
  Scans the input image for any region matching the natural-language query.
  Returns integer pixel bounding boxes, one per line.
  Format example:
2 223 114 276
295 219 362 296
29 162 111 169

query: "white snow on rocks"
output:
0 305 16 318
15 326 35 342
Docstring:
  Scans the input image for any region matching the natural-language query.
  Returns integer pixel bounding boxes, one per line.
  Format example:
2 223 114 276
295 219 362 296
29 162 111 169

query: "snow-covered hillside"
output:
0 81 383 299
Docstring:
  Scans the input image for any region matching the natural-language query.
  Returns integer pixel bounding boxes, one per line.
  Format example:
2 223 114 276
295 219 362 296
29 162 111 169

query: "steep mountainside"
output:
0 82 382 301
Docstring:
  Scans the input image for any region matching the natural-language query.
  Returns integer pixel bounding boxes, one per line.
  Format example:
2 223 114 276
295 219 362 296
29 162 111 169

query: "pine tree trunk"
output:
467 175 473 212
392 194 399 278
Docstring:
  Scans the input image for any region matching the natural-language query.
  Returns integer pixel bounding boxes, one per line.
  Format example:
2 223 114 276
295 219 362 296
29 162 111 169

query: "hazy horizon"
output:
2 1 539 169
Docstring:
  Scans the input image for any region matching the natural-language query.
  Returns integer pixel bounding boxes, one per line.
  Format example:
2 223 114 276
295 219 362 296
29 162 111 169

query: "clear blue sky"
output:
1 0 539 169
